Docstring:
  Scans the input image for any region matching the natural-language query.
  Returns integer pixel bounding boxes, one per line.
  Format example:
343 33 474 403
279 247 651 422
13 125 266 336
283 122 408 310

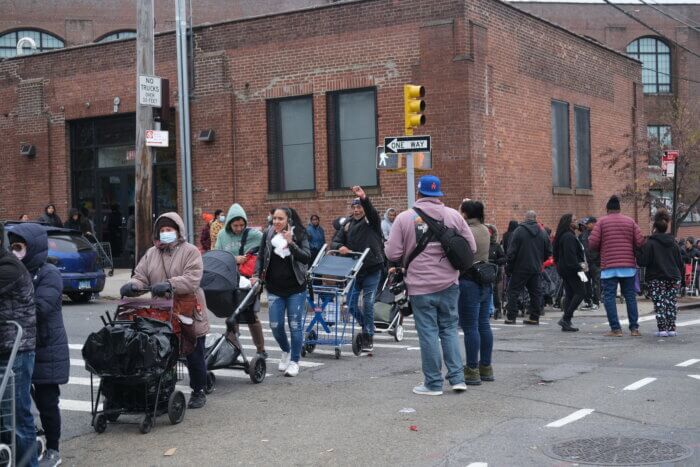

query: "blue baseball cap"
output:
417 175 444 197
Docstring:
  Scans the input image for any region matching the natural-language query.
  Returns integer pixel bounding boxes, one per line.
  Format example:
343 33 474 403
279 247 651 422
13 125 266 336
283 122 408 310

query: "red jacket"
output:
588 213 645 269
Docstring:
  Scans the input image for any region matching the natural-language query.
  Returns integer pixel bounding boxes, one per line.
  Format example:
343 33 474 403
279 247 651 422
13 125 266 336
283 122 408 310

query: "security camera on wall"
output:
19 143 36 157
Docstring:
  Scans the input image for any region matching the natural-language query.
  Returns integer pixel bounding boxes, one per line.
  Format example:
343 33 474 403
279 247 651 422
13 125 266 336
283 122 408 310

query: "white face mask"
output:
159 231 178 244
219 216 226 223
12 245 27 260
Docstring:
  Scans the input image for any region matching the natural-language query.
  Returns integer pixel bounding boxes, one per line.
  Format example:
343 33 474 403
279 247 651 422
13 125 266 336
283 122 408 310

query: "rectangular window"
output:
646 125 671 166
266 96 315 192
574 106 591 189
327 89 378 189
551 100 570 188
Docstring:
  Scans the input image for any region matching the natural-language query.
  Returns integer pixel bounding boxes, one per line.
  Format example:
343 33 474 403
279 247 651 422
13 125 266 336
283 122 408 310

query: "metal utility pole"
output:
135 0 155 263
176 0 194 240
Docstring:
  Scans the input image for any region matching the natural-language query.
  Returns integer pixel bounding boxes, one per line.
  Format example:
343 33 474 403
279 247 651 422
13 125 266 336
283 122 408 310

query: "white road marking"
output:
688 375 700 380
619 315 656 326
676 359 700 367
59 399 100 412
676 319 700 327
68 376 193 393
211 323 421 335
546 408 595 428
467 463 488 467
623 377 657 391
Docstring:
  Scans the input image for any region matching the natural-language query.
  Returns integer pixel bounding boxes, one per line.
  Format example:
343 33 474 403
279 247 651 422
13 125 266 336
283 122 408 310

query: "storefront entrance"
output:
70 115 176 268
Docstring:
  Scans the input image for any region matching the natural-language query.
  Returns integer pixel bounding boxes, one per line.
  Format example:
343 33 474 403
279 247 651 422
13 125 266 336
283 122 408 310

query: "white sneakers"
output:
451 382 467 392
285 361 299 377
412 384 443 396
278 352 291 372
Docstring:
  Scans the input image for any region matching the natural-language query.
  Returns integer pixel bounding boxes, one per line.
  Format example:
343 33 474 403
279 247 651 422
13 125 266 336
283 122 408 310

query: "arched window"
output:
626 37 671 94
96 30 137 43
0 29 64 58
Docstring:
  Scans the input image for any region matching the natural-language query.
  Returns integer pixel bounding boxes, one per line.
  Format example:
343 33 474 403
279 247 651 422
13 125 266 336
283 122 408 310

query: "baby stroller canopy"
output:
201 250 240 318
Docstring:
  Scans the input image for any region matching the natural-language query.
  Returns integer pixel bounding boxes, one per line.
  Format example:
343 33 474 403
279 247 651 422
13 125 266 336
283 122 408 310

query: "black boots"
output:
558 319 579 332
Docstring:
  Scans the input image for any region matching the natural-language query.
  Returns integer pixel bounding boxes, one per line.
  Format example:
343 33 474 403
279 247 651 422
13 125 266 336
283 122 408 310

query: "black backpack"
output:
407 207 474 272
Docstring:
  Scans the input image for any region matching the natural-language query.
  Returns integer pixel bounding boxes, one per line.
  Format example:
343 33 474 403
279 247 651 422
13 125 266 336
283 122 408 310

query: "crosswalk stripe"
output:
210 323 421 335
619 315 656 326
676 359 700 367
59 399 100 412
676 318 700 327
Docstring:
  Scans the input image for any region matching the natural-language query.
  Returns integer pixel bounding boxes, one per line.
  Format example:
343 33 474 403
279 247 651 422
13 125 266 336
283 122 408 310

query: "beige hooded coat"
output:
128 212 210 337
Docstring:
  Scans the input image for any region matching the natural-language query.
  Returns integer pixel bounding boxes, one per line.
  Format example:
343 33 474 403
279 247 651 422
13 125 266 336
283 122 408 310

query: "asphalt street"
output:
56 297 700 466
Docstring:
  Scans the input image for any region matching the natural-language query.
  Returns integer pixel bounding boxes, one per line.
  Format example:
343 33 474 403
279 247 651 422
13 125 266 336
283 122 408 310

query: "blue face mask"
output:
219 216 226 223
159 231 178 244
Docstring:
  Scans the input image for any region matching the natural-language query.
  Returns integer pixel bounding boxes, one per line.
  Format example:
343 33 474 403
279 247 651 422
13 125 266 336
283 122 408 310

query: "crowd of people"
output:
2 175 698 465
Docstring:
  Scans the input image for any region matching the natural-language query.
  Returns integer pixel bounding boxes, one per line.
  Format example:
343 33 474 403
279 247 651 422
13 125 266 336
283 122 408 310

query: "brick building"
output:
0 0 643 266
514 1 700 237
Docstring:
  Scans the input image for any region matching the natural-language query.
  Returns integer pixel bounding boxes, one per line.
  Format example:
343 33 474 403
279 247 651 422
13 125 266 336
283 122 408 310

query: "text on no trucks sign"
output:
384 135 431 154
145 130 169 147
139 75 162 107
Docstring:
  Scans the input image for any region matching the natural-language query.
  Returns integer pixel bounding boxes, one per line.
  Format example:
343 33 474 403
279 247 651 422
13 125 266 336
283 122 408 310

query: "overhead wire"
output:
644 0 700 29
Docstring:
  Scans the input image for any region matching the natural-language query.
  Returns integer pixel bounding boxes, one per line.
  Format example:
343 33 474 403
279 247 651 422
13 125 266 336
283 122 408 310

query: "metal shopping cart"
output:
302 245 369 359
0 321 23 466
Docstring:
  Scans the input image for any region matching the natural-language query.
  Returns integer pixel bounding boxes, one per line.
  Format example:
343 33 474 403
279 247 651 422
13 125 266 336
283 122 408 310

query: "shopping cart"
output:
0 321 23 466
94 241 114 277
302 245 369 359
685 258 699 296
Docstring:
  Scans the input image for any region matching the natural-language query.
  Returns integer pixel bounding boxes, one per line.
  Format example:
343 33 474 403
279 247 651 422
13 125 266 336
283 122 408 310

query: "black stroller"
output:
373 270 410 342
200 250 266 393
83 296 185 434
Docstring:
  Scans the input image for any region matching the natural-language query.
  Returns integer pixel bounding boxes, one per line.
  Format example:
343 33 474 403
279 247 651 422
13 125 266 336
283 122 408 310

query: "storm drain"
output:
544 437 693 465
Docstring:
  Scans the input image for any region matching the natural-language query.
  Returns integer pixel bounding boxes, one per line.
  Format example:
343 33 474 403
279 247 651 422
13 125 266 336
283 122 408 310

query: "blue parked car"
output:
6 222 106 303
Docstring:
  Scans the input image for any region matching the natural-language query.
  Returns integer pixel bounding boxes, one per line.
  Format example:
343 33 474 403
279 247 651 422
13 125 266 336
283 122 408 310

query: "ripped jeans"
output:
268 291 306 362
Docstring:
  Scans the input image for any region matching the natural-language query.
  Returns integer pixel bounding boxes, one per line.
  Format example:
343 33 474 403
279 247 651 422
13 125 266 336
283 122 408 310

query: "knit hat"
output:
606 195 621 211
155 216 179 233
202 213 214 223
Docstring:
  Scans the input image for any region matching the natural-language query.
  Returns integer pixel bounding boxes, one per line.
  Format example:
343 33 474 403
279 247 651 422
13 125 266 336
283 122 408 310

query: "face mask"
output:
159 231 178 244
267 215 273 223
219 216 226 223
12 245 27 260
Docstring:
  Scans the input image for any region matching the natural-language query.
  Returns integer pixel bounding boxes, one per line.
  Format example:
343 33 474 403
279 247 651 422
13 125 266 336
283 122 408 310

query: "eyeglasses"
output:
10 243 25 252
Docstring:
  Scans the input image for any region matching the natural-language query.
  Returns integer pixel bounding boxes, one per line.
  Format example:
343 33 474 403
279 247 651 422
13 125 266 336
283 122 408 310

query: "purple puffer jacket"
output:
588 213 645 270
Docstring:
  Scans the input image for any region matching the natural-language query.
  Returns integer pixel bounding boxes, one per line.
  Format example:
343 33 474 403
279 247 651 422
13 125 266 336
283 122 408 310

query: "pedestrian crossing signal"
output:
404 84 425 135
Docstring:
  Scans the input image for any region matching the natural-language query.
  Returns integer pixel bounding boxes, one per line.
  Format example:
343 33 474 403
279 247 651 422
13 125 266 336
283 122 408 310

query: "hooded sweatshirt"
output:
64 208 92 235
637 233 684 284
385 197 476 296
506 220 552 275
381 209 395 240
8 223 68 384
214 204 263 256
129 212 209 337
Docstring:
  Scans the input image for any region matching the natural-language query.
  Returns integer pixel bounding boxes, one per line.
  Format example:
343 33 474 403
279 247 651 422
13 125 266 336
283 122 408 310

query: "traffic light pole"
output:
406 142 415 208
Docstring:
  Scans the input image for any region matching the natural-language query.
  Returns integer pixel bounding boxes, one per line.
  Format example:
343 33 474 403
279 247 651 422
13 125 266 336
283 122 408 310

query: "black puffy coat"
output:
8 223 69 384
331 197 384 274
0 223 36 355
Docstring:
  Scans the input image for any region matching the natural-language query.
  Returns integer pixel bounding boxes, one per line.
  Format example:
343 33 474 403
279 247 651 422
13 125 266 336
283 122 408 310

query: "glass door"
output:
97 170 135 267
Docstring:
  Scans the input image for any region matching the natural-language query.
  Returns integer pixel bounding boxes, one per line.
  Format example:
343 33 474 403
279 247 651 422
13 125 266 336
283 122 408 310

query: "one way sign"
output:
384 135 431 154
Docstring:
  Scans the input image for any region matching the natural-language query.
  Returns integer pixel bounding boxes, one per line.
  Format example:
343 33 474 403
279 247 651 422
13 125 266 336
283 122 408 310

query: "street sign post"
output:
139 75 162 107
384 135 431 154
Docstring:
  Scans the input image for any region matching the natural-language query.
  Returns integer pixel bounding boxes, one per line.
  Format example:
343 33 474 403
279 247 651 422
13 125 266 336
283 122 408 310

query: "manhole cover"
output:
544 437 693 465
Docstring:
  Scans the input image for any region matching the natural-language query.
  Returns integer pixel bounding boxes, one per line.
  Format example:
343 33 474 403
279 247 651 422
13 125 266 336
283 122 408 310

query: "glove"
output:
120 283 137 297
151 281 171 297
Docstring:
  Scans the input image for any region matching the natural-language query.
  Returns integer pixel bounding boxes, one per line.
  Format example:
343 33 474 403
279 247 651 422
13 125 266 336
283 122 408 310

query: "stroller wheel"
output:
205 371 216 394
304 330 317 354
352 333 362 356
168 390 186 425
103 399 120 422
94 414 107 434
335 347 341 359
394 325 404 342
249 356 266 384
139 415 153 434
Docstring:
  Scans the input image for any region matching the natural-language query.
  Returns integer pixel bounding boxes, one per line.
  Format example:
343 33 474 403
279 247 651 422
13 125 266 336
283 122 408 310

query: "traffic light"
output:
404 84 425 135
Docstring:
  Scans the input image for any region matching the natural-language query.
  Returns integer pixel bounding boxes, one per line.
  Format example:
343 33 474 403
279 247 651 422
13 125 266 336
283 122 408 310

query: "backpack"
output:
407 207 474 272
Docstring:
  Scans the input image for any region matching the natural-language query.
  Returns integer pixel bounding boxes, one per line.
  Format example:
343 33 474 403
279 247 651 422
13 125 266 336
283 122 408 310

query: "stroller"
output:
200 250 266 393
83 291 186 434
302 245 369 359
373 270 410 342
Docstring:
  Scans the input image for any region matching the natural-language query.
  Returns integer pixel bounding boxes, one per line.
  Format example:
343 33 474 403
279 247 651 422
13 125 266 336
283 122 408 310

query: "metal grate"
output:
545 437 693 465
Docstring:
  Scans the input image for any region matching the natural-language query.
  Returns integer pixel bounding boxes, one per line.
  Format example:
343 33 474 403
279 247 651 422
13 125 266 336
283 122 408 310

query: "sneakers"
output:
630 329 641 337
558 319 579 332
579 303 598 311
188 390 206 409
278 352 291 372
284 361 299 377
450 382 467 392
504 318 517 325
39 449 61 467
463 366 482 386
604 329 623 337
654 331 668 337
668 330 677 337
361 333 374 352
412 384 443 396
479 364 495 382
523 317 539 325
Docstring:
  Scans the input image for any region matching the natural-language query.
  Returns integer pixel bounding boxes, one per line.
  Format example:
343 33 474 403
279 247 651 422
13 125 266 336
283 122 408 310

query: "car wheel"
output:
68 292 92 303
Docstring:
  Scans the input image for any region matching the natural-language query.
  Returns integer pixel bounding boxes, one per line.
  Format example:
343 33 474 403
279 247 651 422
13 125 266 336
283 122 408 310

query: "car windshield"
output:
48 234 94 253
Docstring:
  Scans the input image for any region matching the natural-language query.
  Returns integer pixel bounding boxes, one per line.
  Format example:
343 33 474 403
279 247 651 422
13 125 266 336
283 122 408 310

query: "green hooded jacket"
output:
214 203 263 255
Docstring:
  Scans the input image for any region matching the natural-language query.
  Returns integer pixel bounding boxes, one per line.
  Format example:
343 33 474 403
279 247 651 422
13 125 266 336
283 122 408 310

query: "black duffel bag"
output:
464 261 499 286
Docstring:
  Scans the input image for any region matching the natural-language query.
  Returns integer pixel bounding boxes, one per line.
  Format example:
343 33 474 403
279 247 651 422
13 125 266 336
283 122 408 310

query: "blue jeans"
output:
410 284 464 391
348 270 381 336
1 351 38 467
602 275 638 330
458 279 494 368
268 291 306 362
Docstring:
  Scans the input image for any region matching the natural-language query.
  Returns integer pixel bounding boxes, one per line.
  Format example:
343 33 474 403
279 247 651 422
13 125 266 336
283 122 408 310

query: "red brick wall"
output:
0 0 644 247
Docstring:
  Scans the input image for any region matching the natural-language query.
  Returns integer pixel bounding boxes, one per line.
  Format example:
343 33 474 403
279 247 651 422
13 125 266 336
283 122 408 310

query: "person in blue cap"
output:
385 175 476 395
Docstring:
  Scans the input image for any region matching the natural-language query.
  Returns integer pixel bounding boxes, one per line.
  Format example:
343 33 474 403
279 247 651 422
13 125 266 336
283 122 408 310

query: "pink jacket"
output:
385 197 476 296
588 213 645 270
